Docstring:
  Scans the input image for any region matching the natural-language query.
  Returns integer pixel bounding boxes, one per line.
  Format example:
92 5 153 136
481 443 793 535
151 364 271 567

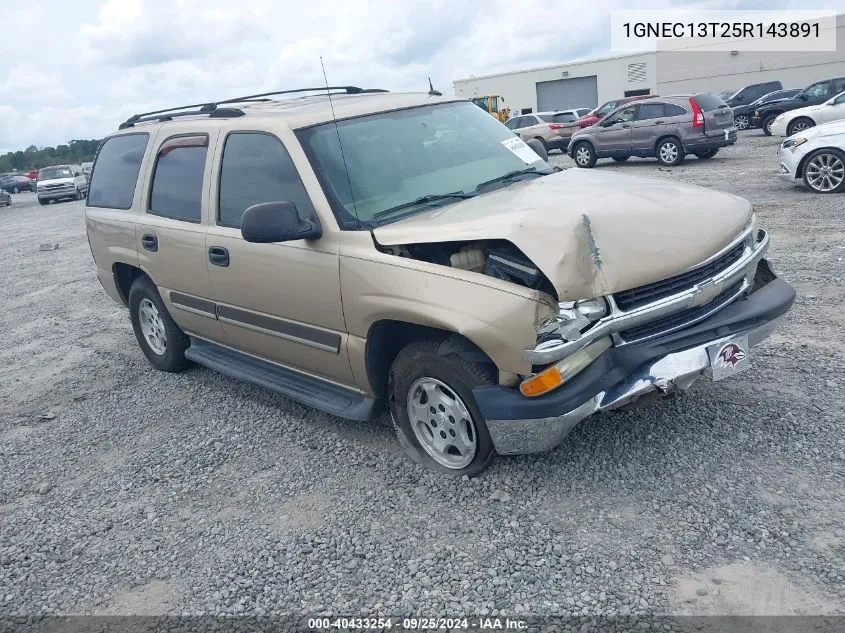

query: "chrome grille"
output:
613 241 746 311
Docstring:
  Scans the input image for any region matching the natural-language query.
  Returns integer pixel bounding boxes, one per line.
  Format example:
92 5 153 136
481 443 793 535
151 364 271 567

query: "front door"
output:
594 106 635 155
205 129 353 384
817 91 845 124
136 128 225 342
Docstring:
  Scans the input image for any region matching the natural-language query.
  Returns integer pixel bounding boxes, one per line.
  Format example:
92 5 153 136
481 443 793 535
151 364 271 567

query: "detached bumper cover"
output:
474 273 795 455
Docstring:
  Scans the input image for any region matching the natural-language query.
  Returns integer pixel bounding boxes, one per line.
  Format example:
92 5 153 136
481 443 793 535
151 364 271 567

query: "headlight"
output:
754 111 759 117
782 137 807 149
537 297 609 344
520 337 612 397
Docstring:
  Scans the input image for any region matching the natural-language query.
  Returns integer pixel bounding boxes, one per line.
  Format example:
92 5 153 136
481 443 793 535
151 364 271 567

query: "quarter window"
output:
87 134 149 210
664 103 688 116
218 132 315 229
149 135 208 223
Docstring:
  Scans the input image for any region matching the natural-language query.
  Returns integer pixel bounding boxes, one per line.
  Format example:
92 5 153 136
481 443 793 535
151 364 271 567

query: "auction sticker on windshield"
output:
501 137 542 164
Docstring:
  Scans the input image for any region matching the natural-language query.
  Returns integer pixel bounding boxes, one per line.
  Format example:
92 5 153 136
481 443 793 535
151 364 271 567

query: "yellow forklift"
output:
471 95 510 122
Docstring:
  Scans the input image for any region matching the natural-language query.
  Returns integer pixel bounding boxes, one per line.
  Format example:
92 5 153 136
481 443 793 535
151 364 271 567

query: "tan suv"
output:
86 86 795 476
504 110 587 153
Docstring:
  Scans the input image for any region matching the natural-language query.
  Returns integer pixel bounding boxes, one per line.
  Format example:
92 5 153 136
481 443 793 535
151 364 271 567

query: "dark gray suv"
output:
568 94 738 168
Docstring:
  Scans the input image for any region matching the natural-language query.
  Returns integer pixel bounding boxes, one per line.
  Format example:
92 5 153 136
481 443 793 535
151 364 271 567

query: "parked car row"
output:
0 174 35 193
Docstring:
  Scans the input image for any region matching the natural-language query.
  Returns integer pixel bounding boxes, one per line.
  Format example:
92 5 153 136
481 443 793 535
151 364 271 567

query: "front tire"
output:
656 138 685 166
802 149 845 194
787 117 815 137
762 115 778 136
572 142 597 168
128 276 191 372
388 338 496 476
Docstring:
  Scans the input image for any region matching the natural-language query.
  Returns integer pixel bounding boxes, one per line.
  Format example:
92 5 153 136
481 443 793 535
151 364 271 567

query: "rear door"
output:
630 102 666 153
135 125 226 342
693 94 734 135
594 106 635 155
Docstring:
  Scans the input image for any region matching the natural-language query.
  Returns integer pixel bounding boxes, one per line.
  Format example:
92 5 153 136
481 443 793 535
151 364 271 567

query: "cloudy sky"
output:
0 0 842 153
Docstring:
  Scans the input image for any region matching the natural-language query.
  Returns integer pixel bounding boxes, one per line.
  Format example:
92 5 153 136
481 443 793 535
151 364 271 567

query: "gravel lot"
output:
1 132 844 622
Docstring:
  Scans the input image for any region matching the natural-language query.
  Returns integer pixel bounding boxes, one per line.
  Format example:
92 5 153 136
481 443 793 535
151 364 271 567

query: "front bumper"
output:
769 119 789 137
778 145 803 181
474 268 795 455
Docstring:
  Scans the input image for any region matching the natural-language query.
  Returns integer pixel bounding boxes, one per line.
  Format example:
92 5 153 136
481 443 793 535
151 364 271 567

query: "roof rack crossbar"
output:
120 86 389 128
118 108 245 129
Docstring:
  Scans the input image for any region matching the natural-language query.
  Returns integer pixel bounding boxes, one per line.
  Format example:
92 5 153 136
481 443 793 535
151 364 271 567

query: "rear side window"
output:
664 103 688 116
538 114 556 123
149 135 208 223
218 132 315 229
87 134 148 209
692 94 728 111
552 112 578 122
636 103 664 120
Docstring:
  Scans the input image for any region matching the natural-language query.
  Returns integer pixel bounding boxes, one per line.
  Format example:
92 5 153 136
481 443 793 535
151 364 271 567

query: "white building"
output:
453 14 845 115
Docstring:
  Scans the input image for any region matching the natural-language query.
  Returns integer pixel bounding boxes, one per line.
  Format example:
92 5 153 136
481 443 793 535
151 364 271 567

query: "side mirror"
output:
526 138 548 162
798 93 808 100
241 201 322 243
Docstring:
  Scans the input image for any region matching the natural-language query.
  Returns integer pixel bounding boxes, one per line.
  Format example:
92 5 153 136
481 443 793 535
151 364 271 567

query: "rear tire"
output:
612 156 630 162
533 137 548 153
695 148 719 159
656 137 685 166
734 114 750 130
388 337 496 476
572 142 597 168
128 276 192 372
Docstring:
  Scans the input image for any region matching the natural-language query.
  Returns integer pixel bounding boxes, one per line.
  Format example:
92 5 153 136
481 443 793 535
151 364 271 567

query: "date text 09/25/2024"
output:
307 617 528 630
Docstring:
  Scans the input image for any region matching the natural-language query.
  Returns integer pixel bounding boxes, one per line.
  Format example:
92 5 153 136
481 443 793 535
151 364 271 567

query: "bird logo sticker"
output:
716 343 747 368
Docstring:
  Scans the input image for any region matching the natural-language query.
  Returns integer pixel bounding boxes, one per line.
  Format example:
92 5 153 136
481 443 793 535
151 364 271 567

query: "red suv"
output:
578 95 654 128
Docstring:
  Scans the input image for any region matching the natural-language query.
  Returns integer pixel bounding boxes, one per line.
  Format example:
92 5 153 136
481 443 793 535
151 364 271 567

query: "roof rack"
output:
119 86 389 129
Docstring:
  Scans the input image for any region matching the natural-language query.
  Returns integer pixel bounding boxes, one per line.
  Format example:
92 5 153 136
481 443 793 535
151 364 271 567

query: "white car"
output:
769 90 845 137
778 119 845 193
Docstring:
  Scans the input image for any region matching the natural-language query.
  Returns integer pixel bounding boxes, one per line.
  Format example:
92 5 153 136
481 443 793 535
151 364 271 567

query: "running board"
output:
185 337 381 421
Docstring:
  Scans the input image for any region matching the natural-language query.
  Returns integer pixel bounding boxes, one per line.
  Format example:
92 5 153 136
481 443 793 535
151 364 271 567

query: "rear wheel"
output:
128 276 192 372
612 156 630 162
695 148 719 159
734 114 750 130
656 138 685 166
802 149 845 194
12 186 19 194
787 117 814 137
572 142 596 168
388 338 496 476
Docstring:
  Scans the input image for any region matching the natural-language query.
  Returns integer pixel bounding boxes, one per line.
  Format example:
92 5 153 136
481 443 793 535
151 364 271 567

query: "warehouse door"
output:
536 76 598 111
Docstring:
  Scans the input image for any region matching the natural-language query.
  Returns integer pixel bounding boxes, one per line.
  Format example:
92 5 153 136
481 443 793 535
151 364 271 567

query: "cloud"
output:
0 0 822 152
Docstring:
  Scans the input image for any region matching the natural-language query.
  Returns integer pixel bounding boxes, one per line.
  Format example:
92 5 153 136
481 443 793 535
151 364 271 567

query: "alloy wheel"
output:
406 377 477 470
659 142 679 163
575 145 591 166
734 115 749 130
138 298 167 355
805 153 845 192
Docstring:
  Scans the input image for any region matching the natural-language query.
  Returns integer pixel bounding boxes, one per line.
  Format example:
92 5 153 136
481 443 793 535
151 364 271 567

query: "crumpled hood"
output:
373 169 753 301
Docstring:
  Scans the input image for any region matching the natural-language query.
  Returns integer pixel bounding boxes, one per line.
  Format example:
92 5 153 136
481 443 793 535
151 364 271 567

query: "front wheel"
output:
656 138 685 166
734 114 750 130
128 276 192 372
787 117 814 137
572 142 597 168
389 338 496 476
74 188 83 200
695 148 719 159
762 115 777 136
12 186 19 194
802 149 845 194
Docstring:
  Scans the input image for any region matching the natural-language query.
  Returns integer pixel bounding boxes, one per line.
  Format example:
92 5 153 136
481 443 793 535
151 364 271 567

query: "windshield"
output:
38 166 73 180
297 101 551 227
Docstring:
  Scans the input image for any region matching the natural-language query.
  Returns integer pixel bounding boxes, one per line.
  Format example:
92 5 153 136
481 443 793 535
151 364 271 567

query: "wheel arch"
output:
796 146 845 179
112 262 148 307
364 320 496 401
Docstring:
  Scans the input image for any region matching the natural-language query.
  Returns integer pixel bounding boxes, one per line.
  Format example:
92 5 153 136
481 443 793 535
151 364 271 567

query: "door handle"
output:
208 246 230 267
141 234 158 252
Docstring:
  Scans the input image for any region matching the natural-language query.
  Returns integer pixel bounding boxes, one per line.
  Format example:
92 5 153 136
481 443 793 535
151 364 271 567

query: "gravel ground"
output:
1 132 844 623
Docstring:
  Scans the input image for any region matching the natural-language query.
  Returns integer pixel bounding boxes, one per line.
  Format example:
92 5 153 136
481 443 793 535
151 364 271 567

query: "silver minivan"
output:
568 94 738 168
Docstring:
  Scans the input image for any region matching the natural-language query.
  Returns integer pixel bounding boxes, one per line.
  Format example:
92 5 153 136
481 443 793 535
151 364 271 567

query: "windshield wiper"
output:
372 191 475 219
473 167 545 191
